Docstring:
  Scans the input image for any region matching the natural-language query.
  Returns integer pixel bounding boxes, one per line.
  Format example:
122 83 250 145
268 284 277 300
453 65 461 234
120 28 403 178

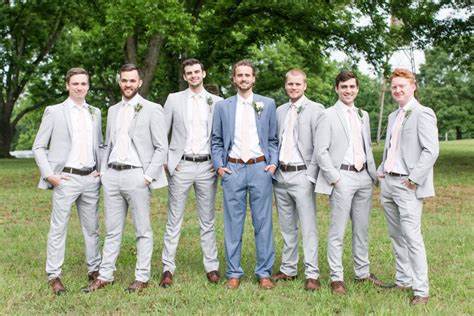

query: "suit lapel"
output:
279 103 290 145
335 104 350 142
128 96 142 139
62 102 74 140
205 90 214 135
228 95 237 142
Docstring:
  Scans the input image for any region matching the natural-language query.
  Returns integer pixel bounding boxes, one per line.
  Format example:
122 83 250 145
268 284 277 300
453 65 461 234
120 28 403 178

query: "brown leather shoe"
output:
206 270 221 284
272 271 297 281
388 283 412 290
226 278 240 289
410 296 429 306
49 277 66 295
81 278 112 293
355 273 389 288
330 281 346 294
125 280 149 293
159 271 173 288
88 271 100 282
304 278 321 291
258 277 275 289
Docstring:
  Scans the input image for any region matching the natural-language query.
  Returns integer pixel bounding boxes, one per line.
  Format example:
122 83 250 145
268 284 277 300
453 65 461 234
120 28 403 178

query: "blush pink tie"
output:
118 103 130 162
280 104 297 164
240 102 251 162
192 95 201 154
384 108 405 173
350 108 365 171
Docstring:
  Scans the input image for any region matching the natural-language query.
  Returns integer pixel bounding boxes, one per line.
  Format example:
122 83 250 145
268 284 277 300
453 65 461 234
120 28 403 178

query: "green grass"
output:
1 140 473 315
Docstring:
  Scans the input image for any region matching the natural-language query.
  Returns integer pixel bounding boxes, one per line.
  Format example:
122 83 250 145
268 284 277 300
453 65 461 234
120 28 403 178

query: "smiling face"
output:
66 74 89 103
335 78 359 106
232 65 255 94
391 76 416 107
183 63 206 90
119 70 142 100
285 73 307 103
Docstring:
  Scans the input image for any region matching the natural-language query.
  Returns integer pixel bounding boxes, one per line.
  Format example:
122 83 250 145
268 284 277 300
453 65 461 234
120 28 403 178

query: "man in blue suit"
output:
211 59 279 289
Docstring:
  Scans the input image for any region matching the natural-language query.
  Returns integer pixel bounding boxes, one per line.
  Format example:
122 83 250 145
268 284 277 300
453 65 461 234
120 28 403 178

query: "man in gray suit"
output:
33 67 102 295
315 71 385 294
159 59 222 287
272 69 324 291
378 68 439 306
83 63 168 293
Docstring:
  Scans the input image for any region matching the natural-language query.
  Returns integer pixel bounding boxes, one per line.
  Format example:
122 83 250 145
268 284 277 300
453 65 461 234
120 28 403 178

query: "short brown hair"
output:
285 68 307 83
66 67 89 83
182 58 204 72
232 59 256 77
120 63 142 78
390 68 416 85
335 70 358 88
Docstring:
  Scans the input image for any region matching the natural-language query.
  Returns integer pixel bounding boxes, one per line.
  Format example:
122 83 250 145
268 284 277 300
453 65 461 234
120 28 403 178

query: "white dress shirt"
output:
337 101 367 165
279 96 305 165
229 93 264 159
389 98 415 175
65 98 95 169
184 90 210 155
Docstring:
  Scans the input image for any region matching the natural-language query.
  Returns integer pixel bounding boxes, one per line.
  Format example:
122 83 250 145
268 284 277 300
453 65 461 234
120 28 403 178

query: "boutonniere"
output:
207 96 213 113
404 108 412 119
134 103 143 117
357 108 364 120
88 106 95 119
252 101 265 118
296 106 304 114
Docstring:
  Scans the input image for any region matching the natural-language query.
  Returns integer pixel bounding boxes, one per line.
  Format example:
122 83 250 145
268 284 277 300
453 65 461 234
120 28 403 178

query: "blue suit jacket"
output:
211 94 279 169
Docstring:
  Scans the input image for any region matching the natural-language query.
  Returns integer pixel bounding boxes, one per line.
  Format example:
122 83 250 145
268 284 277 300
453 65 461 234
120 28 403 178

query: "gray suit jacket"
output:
315 102 377 195
377 100 439 198
101 95 168 189
33 101 102 189
275 96 324 182
164 88 223 175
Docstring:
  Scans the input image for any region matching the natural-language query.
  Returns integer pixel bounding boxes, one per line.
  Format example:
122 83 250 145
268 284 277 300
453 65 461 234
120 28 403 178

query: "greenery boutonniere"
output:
357 108 364 120
404 108 412 119
207 96 213 113
88 106 95 119
252 101 265 118
134 103 143 116
296 105 304 114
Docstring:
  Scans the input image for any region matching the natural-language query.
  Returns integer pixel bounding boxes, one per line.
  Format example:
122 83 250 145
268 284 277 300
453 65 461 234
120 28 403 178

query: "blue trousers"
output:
221 161 275 279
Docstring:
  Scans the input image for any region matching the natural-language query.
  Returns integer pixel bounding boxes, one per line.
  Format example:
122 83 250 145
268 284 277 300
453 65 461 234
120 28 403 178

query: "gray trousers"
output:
380 174 429 297
99 168 152 283
328 169 373 281
46 172 101 280
273 170 319 279
162 160 219 273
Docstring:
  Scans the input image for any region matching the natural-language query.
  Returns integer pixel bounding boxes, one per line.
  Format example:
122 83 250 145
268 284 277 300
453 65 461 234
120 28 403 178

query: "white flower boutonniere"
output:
252 101 265 118
405 108 412 119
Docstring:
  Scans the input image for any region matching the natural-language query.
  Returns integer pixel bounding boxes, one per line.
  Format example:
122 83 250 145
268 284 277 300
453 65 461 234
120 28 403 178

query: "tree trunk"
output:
0 120 14 158
456 127 462 140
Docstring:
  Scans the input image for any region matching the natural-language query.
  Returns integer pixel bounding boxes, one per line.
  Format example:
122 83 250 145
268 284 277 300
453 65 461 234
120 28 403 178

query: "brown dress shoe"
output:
272 271 297 281
330 281 346 294
410 296 429 306
81 278 112 293
159 271 173 288
126 280 149 293
304 278 321 291
226 278 240 289
88 271 100 282
49 277 66 295
355 273 389 288
206 270 221 284
258 277 275 289
387 283 412 290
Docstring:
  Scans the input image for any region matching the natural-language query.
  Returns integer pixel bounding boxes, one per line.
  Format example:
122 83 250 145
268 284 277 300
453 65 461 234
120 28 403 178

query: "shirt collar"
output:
66 97 87 109
399 97 415 112
122 94 140 107
289 95 306 110
336 100 357 112
237 92 254 105
189 89 206 100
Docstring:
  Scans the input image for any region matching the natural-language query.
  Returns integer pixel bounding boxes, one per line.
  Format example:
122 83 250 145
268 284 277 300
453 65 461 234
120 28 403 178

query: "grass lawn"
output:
1 139 473 315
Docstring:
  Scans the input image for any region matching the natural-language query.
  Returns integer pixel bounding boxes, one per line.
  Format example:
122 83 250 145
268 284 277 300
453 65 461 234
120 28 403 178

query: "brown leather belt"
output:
62 167 95 176
182 154 211 162
279 164 307 172
108 163 141 171
228 155 265 165
386 172 408 177
340 163 367 172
